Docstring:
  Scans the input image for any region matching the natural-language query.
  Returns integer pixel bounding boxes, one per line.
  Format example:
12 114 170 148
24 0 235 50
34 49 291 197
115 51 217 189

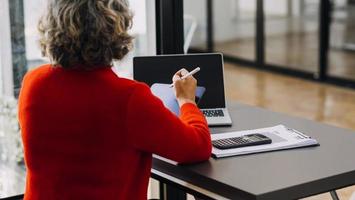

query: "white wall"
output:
0 0 14 97
24 0 47 61
113 0 156 77
130 0 147 35
145 0 156 56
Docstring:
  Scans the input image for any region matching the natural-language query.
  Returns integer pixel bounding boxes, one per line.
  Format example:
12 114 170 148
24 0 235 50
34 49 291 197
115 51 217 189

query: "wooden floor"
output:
224 62 355 200
215 33 355 80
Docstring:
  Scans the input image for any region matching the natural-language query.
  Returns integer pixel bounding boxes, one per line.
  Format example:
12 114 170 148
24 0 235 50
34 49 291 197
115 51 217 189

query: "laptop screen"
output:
133 53 226 109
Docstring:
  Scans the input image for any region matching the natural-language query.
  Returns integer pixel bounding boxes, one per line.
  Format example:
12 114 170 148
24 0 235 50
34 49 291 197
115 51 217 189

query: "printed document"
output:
212 125 319 158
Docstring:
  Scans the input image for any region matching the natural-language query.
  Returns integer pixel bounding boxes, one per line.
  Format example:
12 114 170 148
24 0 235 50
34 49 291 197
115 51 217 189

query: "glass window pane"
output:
24 0 48 69
214 0 256 60
265 0 319 73
24 0 156 78
184 0 208 51
328 0 355 80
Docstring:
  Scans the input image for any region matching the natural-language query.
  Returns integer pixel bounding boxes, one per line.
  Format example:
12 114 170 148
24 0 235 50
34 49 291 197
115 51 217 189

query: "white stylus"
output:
169 67 201 88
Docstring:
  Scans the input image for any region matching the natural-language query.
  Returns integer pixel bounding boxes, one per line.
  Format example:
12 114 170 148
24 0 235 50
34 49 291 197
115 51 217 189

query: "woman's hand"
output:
172 68 197 107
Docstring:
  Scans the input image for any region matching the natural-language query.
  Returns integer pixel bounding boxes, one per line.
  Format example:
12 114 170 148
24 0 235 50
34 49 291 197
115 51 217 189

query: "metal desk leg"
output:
160 182 187 200
330 190 339 200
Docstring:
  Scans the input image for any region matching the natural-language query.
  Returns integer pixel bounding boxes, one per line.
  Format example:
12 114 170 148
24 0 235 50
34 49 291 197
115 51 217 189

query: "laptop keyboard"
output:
203 109 224 117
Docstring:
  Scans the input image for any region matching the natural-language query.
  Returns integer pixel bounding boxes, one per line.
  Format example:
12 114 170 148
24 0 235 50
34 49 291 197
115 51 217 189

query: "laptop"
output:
133 53 232 126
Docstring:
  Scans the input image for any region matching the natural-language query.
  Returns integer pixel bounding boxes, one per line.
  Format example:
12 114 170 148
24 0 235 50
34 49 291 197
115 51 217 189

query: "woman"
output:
18 0 211 199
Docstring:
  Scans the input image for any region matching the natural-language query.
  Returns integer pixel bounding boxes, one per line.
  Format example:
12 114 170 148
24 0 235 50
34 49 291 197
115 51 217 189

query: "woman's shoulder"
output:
19 64 55 101
112 76 152 100
117 78 150 97
23 64 53 82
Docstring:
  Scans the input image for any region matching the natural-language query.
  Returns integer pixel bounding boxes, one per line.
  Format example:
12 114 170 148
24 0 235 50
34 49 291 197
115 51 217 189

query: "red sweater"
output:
18 64 211 200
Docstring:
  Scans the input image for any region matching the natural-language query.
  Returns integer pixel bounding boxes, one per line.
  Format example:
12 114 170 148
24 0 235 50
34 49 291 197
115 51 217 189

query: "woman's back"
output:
19 65 211 199
20 0 211 199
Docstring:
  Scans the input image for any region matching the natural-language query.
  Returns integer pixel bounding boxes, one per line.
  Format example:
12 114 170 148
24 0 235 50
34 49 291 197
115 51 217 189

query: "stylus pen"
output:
169 67 201 88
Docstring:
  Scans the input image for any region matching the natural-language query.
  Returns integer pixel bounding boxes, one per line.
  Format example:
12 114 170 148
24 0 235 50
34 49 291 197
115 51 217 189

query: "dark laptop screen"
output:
133 53 226 108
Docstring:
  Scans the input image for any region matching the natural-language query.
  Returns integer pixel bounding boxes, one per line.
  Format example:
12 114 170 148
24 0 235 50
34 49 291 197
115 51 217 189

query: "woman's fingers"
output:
171 68 198 106
172 68 189 82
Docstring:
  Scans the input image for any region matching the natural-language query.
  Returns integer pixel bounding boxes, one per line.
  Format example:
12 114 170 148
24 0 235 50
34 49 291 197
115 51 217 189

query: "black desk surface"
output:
152 103 355 200
1 103 355 199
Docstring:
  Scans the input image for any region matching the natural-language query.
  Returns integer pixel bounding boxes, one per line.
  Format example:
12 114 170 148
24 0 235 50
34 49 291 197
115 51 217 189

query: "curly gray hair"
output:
38 0 133 69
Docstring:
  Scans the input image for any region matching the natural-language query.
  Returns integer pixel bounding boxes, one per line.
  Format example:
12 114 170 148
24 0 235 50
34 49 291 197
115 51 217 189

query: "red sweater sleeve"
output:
126 83 212 163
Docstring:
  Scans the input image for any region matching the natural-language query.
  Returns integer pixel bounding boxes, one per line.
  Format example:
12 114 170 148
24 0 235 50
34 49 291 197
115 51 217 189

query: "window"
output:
265 0 320 73
0 0 156 163
24 0 156 78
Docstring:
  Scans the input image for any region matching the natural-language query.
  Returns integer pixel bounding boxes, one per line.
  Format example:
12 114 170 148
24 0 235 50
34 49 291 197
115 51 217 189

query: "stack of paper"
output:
212 125 319 158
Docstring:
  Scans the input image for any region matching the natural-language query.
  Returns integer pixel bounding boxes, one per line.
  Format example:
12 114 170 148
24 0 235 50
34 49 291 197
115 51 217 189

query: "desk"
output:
1 103 355 199
152 103 355 200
